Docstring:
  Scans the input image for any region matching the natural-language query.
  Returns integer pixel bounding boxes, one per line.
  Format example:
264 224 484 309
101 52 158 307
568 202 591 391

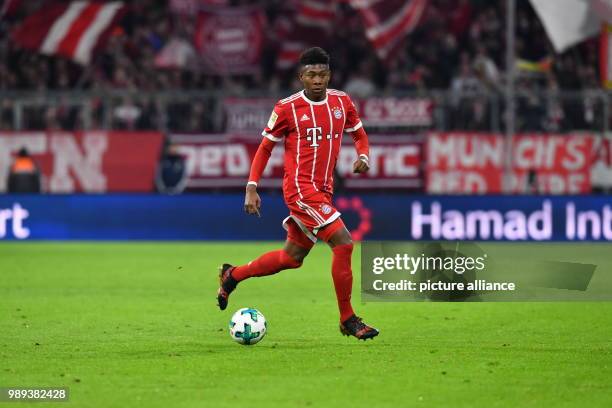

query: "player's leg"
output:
317 220 354 320
318 218 379 340
217 219 313 310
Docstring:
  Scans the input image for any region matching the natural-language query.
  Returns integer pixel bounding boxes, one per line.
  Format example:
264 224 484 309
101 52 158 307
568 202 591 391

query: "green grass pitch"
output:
1 242 611 407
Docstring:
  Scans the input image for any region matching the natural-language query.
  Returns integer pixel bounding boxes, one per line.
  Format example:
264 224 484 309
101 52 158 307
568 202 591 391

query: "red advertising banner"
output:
1 131 598 194
170 134 424 190
195 7 265 74
427 132 502 193
222 97 434 135
426 132 595 194
0 131 163 193
354 98 434 127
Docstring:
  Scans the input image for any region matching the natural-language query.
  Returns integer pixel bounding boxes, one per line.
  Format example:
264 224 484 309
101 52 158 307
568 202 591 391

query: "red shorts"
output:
282 192 343 245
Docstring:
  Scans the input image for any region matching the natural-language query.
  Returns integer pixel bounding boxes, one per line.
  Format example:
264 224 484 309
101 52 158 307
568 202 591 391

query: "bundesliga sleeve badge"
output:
267 111 278 129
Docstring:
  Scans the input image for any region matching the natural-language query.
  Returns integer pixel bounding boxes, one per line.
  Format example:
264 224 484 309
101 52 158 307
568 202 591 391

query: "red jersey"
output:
262 89 367 203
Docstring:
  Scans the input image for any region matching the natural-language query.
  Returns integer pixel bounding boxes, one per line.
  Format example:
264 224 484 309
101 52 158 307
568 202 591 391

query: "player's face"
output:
299 64 331 101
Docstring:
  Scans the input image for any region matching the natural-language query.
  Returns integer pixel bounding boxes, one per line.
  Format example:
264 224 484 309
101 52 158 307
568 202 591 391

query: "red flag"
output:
11 1 126 65
194 6 265 74
295 0 336 28
276 0 336 70
349 0 428 60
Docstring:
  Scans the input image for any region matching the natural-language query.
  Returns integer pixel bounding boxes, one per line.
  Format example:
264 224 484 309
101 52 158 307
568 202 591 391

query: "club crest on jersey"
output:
332 107 343 119
320 204 332 215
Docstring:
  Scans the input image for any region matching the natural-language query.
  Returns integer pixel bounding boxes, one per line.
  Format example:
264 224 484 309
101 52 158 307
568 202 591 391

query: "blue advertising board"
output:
0 194 610 241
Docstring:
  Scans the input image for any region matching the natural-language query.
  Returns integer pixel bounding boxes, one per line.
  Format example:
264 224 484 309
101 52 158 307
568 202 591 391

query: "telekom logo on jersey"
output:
305 127 340 148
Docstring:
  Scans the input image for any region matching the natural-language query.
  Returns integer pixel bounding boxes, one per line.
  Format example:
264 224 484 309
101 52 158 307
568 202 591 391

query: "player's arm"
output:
245 138 276 217
244 103 287 217
344 96 370 174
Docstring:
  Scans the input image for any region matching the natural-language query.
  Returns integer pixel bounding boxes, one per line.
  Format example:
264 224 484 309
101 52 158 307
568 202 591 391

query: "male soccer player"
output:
217 47 378 340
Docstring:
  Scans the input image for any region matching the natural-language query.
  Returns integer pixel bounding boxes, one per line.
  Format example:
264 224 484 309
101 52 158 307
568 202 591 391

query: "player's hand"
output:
353 157 369 174
244 186 262 217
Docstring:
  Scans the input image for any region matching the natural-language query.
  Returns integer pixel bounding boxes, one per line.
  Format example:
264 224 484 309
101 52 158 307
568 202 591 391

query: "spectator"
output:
155 141 187 195
0 100 13 129
7 147 41 193
450 58 485 130
113 96 141 130
543 76 564 132
516 78 545 131
344 60 377 98
451 57 484 96
473 45 500 90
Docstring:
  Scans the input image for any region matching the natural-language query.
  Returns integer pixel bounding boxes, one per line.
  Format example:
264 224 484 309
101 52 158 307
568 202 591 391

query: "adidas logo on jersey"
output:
300 114 310 122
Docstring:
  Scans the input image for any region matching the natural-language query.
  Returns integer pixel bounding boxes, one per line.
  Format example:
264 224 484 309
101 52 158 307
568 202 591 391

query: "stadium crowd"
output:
0 0 604 132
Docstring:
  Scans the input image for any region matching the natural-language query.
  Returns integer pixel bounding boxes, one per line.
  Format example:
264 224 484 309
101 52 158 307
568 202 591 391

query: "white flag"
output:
529 0 607 53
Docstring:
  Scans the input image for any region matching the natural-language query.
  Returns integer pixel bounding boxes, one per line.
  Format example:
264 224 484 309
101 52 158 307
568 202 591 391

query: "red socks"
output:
231 243 355 323
331 243 355 322
232 249 302 281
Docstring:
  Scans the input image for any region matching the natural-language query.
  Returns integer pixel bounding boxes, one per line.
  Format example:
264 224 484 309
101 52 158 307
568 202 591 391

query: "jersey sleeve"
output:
247 137 276 186
343 95 363 133
262 102 289 142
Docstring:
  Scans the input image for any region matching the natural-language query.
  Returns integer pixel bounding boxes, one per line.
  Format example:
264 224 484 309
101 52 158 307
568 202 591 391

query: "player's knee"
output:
319 219 351 246
284 239 311 264
337 236 353 247
328 227 353 248
332 241 353 256
281 248 306 268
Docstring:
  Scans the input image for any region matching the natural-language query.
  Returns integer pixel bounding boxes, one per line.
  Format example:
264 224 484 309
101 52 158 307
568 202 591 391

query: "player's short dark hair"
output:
299 47 330 67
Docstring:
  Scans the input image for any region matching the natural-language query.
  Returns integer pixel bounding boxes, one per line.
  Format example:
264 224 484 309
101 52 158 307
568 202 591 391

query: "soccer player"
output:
217 47 378 340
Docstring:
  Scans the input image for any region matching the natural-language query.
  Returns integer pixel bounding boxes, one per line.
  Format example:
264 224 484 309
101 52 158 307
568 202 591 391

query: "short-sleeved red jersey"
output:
262 89 366 203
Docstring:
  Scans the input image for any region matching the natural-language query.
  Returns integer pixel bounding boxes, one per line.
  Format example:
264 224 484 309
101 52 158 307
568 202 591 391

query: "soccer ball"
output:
229 308 267 345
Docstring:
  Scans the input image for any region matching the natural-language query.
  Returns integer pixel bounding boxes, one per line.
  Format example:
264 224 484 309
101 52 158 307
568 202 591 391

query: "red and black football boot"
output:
339 315 379 340
217 263 238 311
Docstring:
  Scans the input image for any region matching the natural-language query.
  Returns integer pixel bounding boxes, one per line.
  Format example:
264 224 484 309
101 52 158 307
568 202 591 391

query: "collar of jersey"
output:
301 89 328 105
